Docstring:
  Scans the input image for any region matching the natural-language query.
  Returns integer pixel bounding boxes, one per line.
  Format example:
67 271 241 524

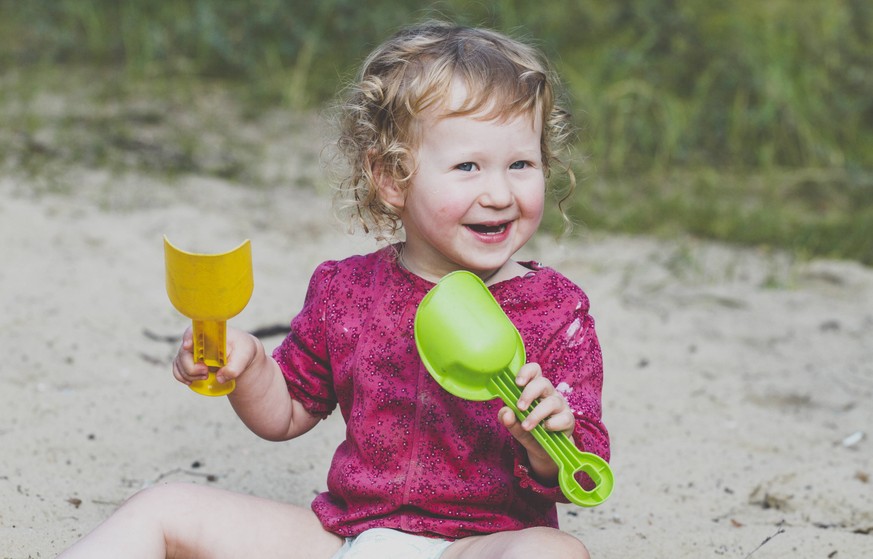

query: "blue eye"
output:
509 161 528 170
457 162 475 172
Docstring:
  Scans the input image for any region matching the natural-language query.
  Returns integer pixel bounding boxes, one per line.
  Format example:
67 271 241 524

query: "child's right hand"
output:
171 326 263 387
172 327 318 440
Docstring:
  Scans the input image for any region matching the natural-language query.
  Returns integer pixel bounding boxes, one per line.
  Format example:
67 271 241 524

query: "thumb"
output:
499 407 541 454
216 331 260 383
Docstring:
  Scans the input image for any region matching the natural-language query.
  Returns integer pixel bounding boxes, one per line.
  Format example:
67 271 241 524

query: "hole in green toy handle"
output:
557 452 614 507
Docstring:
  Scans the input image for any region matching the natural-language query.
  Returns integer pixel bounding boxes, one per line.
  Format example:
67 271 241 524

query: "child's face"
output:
384 95 545 282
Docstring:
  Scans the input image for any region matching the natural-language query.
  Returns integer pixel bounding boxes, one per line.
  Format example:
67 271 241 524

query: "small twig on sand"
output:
143 324 289 344
141 468 219 489
744 528 786 559
147 467 183 486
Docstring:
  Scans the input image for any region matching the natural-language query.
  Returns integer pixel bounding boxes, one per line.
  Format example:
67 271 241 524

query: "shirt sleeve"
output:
272 261 339 418
554 304 610 462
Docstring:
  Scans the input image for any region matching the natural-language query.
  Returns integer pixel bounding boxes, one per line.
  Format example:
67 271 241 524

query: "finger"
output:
514 363 550 408
499 407 531 442
173 358 208 384
499 407 550 460
173 339 195 369
542 408 576 435
519 392 565 431
215 363 240 385
175 329 197 369
515 362 542 387
215 333 256 384
180 327 194 350
172 336 208 384
172 365 192 386
516 376 553 411
498 406 518 428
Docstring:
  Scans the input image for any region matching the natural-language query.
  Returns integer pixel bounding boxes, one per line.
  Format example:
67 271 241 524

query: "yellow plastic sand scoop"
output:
164 236 253 396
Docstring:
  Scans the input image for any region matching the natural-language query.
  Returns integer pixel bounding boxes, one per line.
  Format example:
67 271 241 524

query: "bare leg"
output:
443 526 590 559
57 483 343 559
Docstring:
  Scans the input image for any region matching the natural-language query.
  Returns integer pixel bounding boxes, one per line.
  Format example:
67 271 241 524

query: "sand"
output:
1 159 871 558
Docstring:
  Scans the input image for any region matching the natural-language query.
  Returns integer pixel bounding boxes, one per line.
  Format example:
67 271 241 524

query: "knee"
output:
117 482 201 519
512 527 589 559
543 528 589 559
562 534 590 559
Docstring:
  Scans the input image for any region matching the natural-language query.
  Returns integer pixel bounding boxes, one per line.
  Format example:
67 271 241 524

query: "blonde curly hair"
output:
333 20 576 240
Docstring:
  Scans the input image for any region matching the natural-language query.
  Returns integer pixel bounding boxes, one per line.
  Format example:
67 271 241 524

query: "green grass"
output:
554 168 873 266
1 0 872 265
0 68 264 189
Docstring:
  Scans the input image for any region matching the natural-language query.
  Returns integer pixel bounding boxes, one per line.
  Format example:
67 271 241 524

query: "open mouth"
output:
465 222 509 235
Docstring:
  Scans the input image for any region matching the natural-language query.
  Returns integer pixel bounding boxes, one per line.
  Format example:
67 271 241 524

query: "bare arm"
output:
173 327 321 441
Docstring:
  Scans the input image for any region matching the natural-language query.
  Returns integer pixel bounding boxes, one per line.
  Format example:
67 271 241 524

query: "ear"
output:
371 156 406 210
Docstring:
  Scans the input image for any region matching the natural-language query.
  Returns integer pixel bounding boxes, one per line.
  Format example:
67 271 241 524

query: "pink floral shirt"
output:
273 246 609 539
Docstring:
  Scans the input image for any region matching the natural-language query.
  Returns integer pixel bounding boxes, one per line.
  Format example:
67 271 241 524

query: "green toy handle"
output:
489 371 614 507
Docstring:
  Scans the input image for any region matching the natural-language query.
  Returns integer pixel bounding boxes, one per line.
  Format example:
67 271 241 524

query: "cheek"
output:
528 203 545 232
407 190 463 232
428 189 474 220
520 183 546 220
431 203 469 230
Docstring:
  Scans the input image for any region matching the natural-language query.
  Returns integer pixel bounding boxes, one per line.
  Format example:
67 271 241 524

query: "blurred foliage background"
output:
2 0 872 264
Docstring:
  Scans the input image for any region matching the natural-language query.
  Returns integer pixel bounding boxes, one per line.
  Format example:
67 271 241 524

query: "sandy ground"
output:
1 158 872 558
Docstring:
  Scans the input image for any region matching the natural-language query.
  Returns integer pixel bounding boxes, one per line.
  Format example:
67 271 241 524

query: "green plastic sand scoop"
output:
414 271 614 507
164 236 253 397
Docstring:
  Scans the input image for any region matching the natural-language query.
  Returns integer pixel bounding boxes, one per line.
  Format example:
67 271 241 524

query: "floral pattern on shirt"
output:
273 245 609 538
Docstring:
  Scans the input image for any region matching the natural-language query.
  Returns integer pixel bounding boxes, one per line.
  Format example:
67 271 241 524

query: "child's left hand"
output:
498 362 575 483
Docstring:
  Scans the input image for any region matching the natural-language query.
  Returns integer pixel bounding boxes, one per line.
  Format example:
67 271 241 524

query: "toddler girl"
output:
58 20 609 559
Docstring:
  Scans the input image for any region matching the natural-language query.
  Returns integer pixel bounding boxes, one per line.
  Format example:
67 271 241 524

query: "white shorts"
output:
330 528 453 559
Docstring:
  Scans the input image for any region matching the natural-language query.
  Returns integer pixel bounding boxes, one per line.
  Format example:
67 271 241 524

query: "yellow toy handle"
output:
190 320 235 396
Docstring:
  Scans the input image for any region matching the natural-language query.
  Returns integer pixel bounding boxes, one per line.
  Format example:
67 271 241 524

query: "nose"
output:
479 172 514 208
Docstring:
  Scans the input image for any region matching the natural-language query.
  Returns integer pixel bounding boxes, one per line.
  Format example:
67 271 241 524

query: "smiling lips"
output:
465 221 512 237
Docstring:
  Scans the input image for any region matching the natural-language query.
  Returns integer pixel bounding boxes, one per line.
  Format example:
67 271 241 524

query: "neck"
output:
396 245 503 285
